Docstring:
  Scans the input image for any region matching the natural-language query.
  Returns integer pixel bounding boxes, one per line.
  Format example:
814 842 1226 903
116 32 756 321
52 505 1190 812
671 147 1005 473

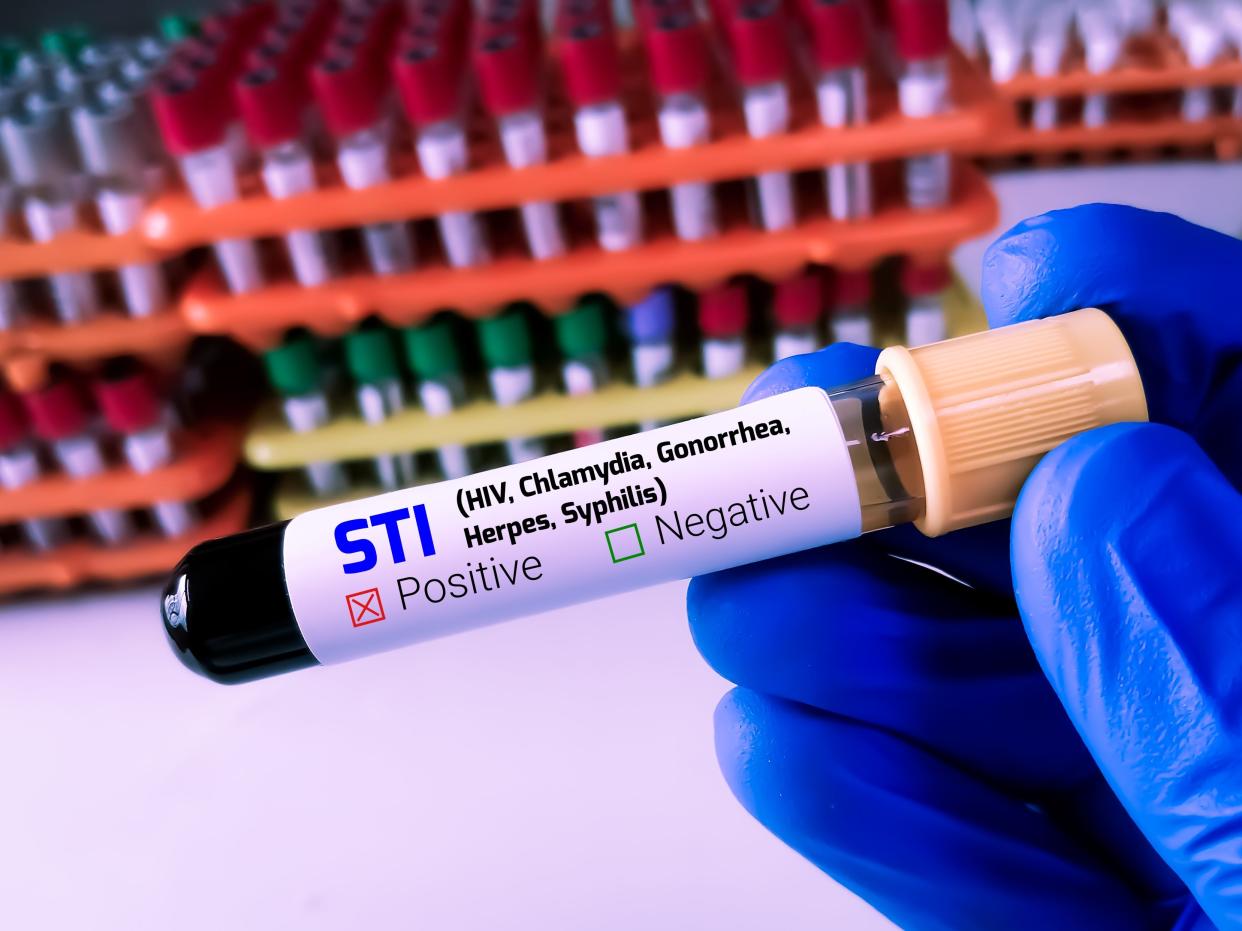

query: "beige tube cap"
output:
876 308 1148 537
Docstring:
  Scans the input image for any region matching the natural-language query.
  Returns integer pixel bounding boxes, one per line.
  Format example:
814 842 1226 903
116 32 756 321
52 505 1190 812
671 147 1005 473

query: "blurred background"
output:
0 0 1240 928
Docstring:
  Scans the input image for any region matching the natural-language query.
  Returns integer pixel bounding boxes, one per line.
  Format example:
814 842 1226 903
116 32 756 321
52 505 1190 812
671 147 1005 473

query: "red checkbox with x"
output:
346 588 385 627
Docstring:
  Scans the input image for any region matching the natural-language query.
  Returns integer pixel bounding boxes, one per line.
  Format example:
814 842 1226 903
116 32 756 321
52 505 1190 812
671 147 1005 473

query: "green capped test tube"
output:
264 333 348 497
477 304 544 463
158 14 200 42
554 296 611 447
403 316 471 479
344 324 418 490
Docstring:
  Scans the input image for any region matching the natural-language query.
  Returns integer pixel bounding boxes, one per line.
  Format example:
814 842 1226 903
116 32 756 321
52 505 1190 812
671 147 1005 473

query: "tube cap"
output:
235 65 303 148
0 391 28 452
22 379 88 441
151 69 230 155
394 41 462 127
889 0 949 62
772 272 822 328
726 0 788 86
472 27 539 115
344 325 403 385
832 267 871 309
554 297 608 359
876 308 1148 536
311 51 381 137
802 0 868 71
264 335 322 397
160 15 202 42
94 367 161 434
901 259 951 296
698 283 748 338
625 287 676 343
403 317 462 380
558 18 621 106
477 308 534 368
644 9 709 96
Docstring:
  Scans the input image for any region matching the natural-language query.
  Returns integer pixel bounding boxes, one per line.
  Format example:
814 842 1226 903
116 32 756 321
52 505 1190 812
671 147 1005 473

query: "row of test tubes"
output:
953 0 1242 128
0 28 179 329
144 0 960 300
0 360 199 555
263 257 954 498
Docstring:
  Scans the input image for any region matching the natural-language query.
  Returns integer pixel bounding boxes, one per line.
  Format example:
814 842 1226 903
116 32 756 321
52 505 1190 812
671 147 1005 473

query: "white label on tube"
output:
702 339 746 380
338 138 391 190
500 111 549 169
904 151 951 210
96 188 145 235
574 102 630 158
262 153 316 199
362 222 416 276
283 387 862 664
285 228 334 287
593 191 643 252
23 197 77 241
774 331 819 361
670 182 718 241
489 366 535 407
416 125 469 180
118 262 168 316
181 144 240 208
519 201 566 259
898 70 949 120
906 301 947 347
437 210 490 268
832 313 873 346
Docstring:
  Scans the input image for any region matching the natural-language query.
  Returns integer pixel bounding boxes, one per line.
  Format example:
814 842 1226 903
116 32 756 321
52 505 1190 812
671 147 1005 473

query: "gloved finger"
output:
688 544 1094 793
980 205 1242 454
740 343 1013 594
1013 421 1242 931
714 689 1165 931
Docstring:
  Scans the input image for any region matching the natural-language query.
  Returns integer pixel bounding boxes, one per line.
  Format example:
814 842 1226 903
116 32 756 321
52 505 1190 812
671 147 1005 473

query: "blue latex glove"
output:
687 204 1242 931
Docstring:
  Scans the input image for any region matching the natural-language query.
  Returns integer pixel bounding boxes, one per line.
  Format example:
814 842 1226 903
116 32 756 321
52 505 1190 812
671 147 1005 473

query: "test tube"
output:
343 324 418 490
947 0 978 58
151 68 264 293
723 0 796 231
973 0 1027 85
697 282 748 379
263 334 348 497
235 65 336 286
890 0 952 210
829 267 873 345
1028 2 1073 131
22 378 135 545
0 88 101 323
1075 2 1123 129
93 363 198 537
71 79 169 317
641 3 719 241
402 317 472 479
624 287 677 432
0 173 22 331
476 306 545 463
555 297 610 447
0 391 68 551
1168 1 1225 122
312 50 416 276
772 271 823 361
472 11 566 260
902 258 951 347
556 6 644 252
801 0 871 221
394 34 491 269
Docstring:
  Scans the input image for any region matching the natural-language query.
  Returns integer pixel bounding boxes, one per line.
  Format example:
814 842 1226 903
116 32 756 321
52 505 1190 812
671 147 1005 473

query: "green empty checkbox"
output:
605 523 645 563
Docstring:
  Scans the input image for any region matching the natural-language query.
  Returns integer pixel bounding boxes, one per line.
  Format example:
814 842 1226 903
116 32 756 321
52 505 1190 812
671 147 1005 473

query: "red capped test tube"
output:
772 271 823 360
312 47 416 276
722 0 796 231
556 2 644 252
902 257 950 346
22 378 135 545
890 0 952 210
472 4 566 260
94 363 198 537
829 267 873 345
641 2 718 241
0 392 69 551
394 2 491 269
151 63 265 293
698 281 749 379
800 0 872 221
236 64 337 286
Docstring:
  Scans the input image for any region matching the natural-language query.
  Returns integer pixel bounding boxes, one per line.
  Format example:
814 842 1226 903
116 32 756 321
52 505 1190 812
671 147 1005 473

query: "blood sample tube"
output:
476 306 545 463
0 89 101 323
151 68 265 293
801 0 872 221
556 7 644 252
624 286 677 432
402 317 472 479
641 4 718 241
263 334 348 497
1168 1 1225 122
312 50 416 276
724 0 795 231
22 378 135 545
235 65 336 286
394 36 490 269
343 324 418 490
71 79 169 317
93 364 198 538
472 14 566 260
555 296 611 447
697 282 749 379
1075 2 1123 129
772 271 823 361
1028 2 1072 131
830 267 873 345
890 0 952 210
902 258 950 347
0 391 68 551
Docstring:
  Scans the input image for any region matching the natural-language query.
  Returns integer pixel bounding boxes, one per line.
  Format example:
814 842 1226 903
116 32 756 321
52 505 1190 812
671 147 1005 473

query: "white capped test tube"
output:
554 296 611 447
403 317 472 479
891 0 953 210
263 335 349 498
476 306 545 462
344 324 418 490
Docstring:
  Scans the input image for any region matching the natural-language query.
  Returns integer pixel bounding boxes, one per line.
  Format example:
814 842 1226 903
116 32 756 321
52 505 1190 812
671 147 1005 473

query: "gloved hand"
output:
687 204 1242 931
